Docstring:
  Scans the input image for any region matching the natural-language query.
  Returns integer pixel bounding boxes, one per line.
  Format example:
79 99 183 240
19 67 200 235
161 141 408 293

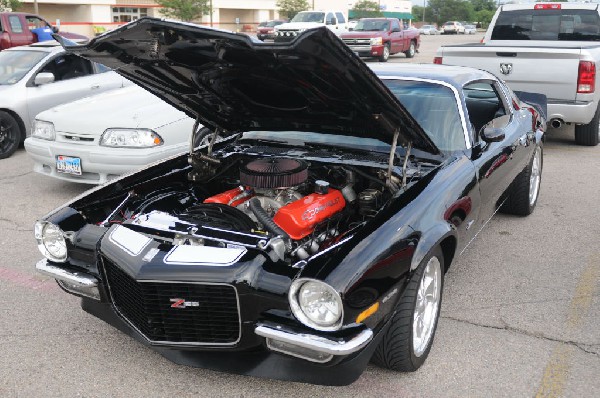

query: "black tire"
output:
372 246 444 372
379 43 391 62
0 111 22 159
574 104 600 146
501 145 543 216
404 41 416 58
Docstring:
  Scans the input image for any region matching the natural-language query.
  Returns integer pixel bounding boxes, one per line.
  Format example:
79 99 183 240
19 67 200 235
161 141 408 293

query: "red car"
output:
256 20 287 41
340 18 420 62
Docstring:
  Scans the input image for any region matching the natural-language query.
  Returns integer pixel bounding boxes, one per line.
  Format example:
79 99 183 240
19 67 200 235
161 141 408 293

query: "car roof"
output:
370 63 497 89
4 42 63 53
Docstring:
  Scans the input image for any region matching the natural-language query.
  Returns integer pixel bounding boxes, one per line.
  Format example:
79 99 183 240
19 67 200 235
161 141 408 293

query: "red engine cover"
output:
273 189 345 240
203 187 252 207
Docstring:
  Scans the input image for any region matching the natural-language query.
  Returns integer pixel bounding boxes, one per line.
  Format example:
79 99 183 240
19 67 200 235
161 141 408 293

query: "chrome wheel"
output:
529 147 542 206
379 44 390 62
412 256 442 357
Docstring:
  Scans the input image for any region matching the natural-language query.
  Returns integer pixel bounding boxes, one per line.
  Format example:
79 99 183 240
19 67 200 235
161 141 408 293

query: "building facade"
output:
16 1 413 37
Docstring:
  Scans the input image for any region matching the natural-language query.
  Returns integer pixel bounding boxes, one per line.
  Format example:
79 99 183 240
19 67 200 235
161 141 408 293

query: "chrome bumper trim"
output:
35 259 99 288
255 324 373 356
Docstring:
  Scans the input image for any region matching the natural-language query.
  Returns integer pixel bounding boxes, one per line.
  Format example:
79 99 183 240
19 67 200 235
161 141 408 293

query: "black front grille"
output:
103 258 240 345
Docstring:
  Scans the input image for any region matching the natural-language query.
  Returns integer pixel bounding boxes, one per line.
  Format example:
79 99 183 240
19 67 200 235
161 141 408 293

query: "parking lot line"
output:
534 253 600 397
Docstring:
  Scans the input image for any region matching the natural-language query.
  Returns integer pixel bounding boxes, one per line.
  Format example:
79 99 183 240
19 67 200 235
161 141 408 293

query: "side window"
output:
26 16 49 29
40 54 93 82
95 62 111 73
326 12 335 25
9 16 23 33
391 19 400 31
464 81 509 137
336 12 345 24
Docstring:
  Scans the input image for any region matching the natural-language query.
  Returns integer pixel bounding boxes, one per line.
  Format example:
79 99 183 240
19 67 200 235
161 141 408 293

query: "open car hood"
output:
57 18 438 154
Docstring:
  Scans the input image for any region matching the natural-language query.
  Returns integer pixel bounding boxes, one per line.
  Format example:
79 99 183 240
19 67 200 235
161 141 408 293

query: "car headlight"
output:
34 221 68 263
100 128 163 148
370 37 383 46
31 120 55 141
289 278 343 331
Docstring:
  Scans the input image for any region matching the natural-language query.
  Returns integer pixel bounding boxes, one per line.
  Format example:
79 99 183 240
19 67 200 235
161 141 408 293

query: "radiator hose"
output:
249 198 291 248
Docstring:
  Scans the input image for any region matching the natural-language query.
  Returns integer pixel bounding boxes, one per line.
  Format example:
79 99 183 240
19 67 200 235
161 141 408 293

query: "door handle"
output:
91 85 100 89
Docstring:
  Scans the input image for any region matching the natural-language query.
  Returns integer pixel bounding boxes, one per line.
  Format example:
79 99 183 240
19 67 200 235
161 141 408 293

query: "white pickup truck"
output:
273 10 348 42
435 2 600 146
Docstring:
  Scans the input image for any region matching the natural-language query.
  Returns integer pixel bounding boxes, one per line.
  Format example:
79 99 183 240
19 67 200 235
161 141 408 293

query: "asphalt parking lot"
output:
1 32 598 397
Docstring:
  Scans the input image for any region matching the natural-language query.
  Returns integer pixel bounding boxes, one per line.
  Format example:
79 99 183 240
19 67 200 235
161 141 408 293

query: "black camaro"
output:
35 19 545 385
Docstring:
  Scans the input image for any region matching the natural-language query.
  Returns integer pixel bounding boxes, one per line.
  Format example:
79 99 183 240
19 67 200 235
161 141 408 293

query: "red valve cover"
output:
273 189 345 240
204 187 252 207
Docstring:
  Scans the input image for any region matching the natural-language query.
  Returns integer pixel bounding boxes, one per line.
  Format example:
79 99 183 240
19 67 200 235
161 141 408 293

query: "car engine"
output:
89 153 398 264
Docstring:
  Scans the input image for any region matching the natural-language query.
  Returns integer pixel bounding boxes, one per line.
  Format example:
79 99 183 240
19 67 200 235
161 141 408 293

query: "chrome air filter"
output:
240 158 308 188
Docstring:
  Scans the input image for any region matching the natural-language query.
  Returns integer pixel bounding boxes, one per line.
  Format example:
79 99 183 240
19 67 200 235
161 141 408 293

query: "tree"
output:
156 0 209 22
0 0 21 11
428 0 474 25
351 0 384 19
469 0 496 13
276 0 309 20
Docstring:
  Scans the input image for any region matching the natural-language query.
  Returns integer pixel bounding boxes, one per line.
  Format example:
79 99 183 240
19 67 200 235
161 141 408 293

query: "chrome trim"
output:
255 324 373 356
379 76 471 150
102 259 242 347
36 259 98 288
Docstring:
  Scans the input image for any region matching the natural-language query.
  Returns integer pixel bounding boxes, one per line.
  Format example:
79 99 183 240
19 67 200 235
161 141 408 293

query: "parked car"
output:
0 12 87 51
274 10 348 42
37 20 545 386
419 24 440 35
256 19 287 41
463 24 477 34
0 41 129 159
443 21 465 34
340 18 420 61
24 85 195 184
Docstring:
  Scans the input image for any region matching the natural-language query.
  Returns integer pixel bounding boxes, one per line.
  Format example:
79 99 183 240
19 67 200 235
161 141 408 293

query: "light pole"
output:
423 0 426 24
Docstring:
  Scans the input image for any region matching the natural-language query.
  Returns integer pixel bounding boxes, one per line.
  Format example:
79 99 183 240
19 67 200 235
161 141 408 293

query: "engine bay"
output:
76 144 428 264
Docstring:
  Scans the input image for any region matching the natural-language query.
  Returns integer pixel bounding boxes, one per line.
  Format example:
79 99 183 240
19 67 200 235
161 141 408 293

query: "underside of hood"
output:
57 18 438 154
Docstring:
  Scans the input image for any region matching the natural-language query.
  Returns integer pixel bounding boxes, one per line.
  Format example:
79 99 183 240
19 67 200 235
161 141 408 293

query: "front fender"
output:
410 222 455 271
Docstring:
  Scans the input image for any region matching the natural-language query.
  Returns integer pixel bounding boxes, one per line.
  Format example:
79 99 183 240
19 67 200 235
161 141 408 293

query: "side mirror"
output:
52 26 59 33
326 17 337 26
481 126 505 143
34 72 55 86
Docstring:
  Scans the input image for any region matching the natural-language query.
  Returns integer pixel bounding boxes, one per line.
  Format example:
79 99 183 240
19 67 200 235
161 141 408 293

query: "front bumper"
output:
36 258 380 385
347 44 383 57
24 137 186 184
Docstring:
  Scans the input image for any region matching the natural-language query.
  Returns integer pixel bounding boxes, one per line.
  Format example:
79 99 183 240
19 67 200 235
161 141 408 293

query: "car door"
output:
6 14 34 47
466 80 531 224
25 53 124 124
389 19 403 52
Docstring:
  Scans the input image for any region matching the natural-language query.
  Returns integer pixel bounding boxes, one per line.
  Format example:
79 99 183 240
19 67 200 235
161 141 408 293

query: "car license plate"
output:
56 155 82 175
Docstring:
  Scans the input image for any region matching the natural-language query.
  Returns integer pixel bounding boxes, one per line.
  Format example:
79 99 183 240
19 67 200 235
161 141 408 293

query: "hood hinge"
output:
386 129 401 191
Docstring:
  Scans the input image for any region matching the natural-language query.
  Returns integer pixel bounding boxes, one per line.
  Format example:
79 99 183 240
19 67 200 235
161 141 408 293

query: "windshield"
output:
291 12 325 23
0 50 47 85
354 19 390 31
383 80 466 152
492 9 600 41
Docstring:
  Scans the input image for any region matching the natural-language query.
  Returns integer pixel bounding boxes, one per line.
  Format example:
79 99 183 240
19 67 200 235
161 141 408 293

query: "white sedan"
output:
0 41 129 159
24 85 195 184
